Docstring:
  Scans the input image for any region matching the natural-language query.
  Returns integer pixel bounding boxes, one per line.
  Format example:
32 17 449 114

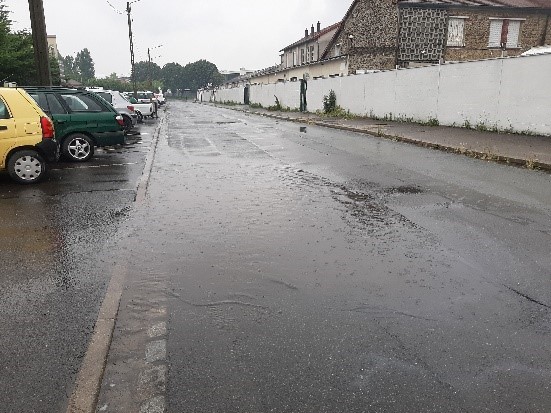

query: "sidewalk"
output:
214 103 551 172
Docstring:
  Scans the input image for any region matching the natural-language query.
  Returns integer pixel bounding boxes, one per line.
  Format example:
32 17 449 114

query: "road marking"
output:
148 321 167 338
140 396 166 413
145 340 167 363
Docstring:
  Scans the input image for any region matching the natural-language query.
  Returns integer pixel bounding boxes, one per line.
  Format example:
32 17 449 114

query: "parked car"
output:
87 88 138 132
135 91 159 117
122 93 156 121
24 87 125 162
0 87 58 183
154 89 166 106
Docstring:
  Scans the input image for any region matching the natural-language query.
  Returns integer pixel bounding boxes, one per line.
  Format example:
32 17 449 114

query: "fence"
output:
212 54 551 136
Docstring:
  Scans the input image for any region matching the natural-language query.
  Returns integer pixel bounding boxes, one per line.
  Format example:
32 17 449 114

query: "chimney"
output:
317 21 321 32
305 29 309 37
311 25 315 35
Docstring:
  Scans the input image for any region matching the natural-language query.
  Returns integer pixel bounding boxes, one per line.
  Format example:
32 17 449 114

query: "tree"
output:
0 0 10 44
182 60 224 91
0 1 34 85
61 55 79 81
133 60 161 83
75 48 95 81
161 62 183 93
49 55 61 85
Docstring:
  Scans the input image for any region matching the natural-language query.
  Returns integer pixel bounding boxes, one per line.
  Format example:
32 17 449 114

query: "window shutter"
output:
507 20 521 48
447 18 465 46
488 19 502 47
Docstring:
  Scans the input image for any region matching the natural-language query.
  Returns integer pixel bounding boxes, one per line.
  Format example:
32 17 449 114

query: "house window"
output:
300 49 306 64
488 18 523 48
335 43 341 57
309 45 315 62
447 17 467 47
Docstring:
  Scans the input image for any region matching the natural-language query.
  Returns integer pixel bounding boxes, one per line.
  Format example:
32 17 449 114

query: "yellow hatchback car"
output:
0 87 58 184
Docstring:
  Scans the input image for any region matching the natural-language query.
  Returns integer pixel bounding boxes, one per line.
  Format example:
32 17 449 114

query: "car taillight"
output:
127 105 135 112
115 115 125 127
40 116 55 139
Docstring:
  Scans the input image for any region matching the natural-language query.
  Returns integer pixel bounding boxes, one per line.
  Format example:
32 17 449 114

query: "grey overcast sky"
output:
8 0 351 78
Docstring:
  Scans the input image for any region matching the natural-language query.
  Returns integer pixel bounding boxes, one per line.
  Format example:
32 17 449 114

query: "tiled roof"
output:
398 0 551 8
280 22 342 52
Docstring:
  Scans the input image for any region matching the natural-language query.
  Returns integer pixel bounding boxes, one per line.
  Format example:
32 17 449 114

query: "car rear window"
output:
97 92 113 103
46 94 66 115
61 94 107 112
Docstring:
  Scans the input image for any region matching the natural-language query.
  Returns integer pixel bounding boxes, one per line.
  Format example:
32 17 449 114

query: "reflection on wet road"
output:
99 102 551 413
0 120 158 413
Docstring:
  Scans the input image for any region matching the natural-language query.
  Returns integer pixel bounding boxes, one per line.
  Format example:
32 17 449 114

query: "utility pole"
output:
126 1 137 98
148 47 151 90
28 0 51 86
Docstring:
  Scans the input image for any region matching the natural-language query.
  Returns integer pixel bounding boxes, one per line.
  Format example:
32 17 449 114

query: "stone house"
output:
322 0 551 72
280 21 342 69
240 21 348 86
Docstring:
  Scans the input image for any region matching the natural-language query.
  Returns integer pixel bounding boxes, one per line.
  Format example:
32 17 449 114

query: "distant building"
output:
220 68 255 82
280 21 341 70
47 35 61 59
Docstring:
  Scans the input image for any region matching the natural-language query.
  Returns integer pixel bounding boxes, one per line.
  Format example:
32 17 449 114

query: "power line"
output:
105 0 124 14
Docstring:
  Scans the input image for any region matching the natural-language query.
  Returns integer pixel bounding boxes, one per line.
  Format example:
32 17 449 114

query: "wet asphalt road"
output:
2 101 551 413
0 118 158 413
98 102 550 413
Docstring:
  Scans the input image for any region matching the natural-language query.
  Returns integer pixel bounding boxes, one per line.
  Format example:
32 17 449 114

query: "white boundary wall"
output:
214 54 551 136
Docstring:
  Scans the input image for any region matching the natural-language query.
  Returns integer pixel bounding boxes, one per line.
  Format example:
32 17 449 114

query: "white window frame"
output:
488 18 525 49
447 16 468 47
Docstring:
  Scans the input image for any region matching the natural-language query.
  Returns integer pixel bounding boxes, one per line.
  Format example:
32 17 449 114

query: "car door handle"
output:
56 120 66 124
0 126 7 130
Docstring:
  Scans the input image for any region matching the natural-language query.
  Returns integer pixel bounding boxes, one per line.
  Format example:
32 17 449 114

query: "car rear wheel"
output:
122 115 133 132
62 133 94 162
7 150 47 184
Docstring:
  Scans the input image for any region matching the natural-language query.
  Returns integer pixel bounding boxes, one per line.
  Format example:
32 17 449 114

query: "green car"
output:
24 87 125 162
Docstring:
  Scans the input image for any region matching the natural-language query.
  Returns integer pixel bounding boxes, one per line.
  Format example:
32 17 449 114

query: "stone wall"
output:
398 8 447 63
334 0 400 72
444 8 551 61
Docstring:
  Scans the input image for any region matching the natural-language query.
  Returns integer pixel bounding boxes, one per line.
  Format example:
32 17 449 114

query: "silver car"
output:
90 89 139 132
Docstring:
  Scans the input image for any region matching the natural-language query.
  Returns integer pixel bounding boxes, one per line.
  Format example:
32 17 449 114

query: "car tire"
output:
122 115 133 132
62 133 94 162
7 149 47 184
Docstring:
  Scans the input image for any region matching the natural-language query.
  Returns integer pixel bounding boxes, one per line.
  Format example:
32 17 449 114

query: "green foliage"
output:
182 59 224 90
0 29 37 85
133 60 161 83
75 48 95 81
49 55 61 85
161 62 183 92
249 103 263 109
323 90 337 114
61 55 79 81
